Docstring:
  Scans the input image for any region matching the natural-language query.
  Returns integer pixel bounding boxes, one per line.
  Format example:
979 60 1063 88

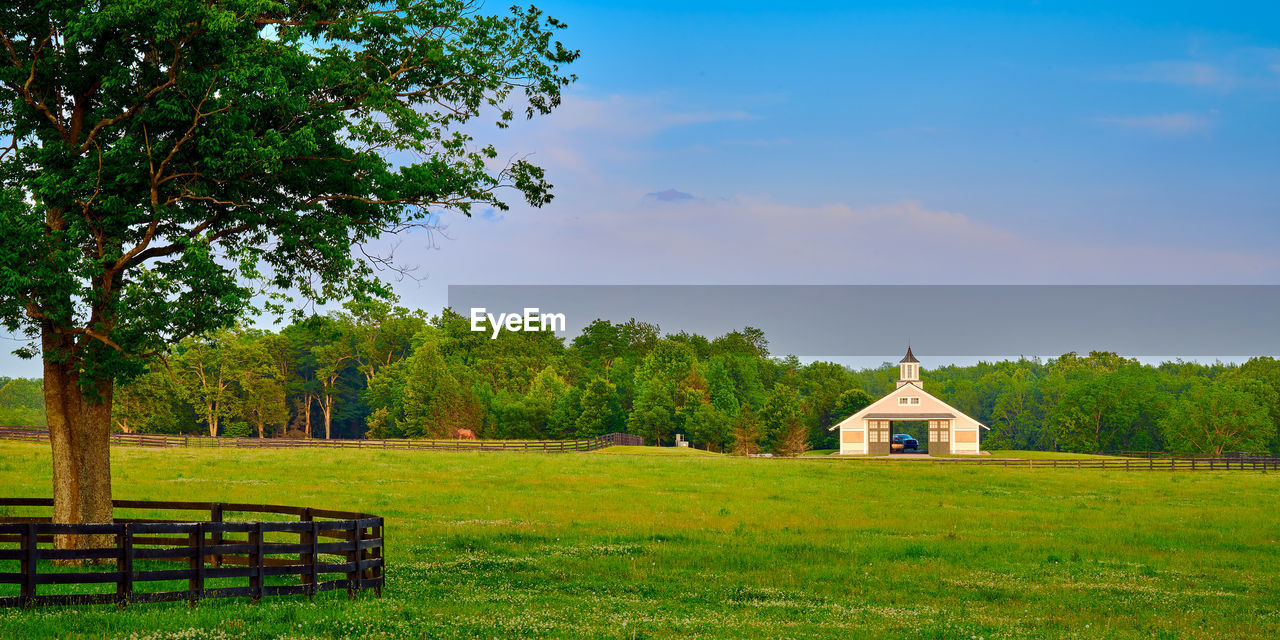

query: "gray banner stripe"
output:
447 285 1280 358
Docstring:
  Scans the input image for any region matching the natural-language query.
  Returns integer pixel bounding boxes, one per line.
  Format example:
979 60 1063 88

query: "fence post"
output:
347 522 363 599
116 523 133 607
249 523 264 603
210 503 224 567
300 508 315 597
189 523 204 607
370 519 383 597
20 522 37 607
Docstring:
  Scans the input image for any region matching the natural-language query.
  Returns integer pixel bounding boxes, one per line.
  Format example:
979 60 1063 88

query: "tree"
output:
829 388 873 424
760 384 801 452
1043 353 1163 453
627 341 696 445
235 337 287 438
112 365 183 434
1160 381 1275 456
575 377 622 437
0 0 578 541
730 405 764 456
343 298 424 388
773 415 810 457
312 332 353 440
0 377 46 426
986 366 1040 450
366 338 481 439
1227 357 1280 453
174 330 241 438
571 319 625 382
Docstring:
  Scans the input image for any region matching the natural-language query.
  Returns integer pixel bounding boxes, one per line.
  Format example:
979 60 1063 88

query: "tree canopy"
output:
0 0 578 539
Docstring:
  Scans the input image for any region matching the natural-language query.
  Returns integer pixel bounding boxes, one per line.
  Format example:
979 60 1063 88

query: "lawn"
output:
593 445 720 456
0 441 1277 639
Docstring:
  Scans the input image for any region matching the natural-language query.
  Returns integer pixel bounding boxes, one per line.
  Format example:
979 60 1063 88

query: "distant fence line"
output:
0 499 383 608
1100 450 1277 461
0 426 642 453
925 456 1280 471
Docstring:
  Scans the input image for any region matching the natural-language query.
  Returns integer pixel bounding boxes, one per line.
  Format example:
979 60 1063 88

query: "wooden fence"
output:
929 456 1280 471
1102 450 1277 461
0 499 383 608
0 426 643 453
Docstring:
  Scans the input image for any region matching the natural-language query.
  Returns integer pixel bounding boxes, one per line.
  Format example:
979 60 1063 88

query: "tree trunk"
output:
43 331 114 552
303 394 313 438
205 402 219 437
321 395 333 439
257 417 265 438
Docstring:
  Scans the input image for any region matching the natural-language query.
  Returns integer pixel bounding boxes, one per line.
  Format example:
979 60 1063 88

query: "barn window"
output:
898 397 908 405
909 397 920 406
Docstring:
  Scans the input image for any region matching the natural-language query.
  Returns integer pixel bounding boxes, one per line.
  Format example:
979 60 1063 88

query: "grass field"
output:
0 441 1277 639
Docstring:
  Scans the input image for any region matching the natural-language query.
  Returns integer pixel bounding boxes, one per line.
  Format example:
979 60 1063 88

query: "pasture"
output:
0 441 1276 639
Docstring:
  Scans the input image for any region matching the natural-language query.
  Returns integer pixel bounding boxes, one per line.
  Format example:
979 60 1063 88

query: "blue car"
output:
892 434 919 451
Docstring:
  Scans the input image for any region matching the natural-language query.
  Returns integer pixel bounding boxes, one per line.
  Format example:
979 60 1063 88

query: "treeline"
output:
2 300 1278 455
0 377 44 426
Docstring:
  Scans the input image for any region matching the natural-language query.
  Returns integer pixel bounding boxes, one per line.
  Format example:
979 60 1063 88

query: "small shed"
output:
829 347 988 455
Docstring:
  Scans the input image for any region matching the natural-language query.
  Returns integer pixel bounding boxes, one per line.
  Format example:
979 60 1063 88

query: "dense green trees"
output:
1159 381 1275 456
0 377 45 426
5 309 1279 456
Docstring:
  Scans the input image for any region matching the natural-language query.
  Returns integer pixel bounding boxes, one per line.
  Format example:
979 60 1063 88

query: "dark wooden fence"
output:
930 456 1280 471
0 499 383 608
1102 450 1277 461
0 426 642 452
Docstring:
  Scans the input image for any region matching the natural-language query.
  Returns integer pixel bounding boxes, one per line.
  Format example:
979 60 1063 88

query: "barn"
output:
830 347 988 455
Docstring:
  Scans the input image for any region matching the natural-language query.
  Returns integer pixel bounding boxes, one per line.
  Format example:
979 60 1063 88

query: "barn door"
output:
928 420 951 455
869 420 891 455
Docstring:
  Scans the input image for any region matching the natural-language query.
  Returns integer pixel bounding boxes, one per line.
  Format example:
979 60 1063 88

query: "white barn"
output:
829 347 988 455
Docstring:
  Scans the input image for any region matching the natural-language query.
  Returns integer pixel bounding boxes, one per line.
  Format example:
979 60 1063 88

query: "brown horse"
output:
455 429 478 441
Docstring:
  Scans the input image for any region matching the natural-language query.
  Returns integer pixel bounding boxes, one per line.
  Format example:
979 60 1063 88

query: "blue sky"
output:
3 1 1279 376
390 0 1280 291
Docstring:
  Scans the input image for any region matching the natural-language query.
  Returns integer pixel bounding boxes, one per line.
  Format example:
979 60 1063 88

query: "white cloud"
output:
1119 61 1230 89
483 91 756 172
1115 49 1280 93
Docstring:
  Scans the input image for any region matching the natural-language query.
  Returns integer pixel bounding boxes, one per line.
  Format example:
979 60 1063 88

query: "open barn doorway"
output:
890 420 927 454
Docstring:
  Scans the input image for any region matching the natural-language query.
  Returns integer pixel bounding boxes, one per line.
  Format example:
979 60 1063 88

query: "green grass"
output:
594 445 721 456
0 442 1277 639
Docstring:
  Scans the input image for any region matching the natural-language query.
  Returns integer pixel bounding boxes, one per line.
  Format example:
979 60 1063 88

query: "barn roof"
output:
828 379 990 431
900 346 919 363
863 412 955 420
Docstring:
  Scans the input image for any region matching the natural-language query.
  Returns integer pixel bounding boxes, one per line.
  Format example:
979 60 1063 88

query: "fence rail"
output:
0 427 642 453
0 499 383 608
1101 450 1277 461
929 456 1280 471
